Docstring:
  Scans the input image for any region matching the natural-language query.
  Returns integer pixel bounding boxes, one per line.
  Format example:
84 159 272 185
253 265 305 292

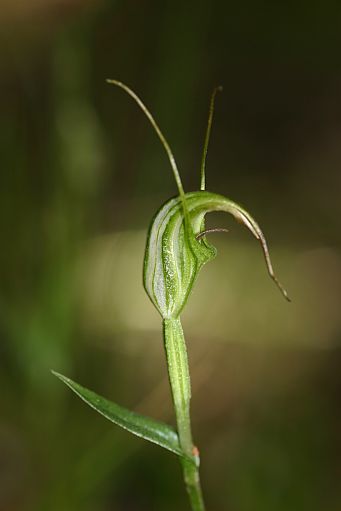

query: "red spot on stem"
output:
192 446 200 457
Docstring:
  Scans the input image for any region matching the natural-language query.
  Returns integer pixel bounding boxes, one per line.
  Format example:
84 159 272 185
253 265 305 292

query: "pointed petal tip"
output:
271 276 291 302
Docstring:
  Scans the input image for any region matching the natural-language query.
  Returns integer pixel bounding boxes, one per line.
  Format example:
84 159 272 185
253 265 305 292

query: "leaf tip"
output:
51 370 71 385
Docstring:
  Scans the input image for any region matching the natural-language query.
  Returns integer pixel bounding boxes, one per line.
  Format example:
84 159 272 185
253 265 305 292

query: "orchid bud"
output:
144 191 289 320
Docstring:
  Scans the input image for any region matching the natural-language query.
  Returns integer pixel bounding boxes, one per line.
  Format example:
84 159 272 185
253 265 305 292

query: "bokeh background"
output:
1 1 341 510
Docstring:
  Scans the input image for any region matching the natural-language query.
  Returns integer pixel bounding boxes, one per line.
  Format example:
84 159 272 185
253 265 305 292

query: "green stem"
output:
163 318 206 511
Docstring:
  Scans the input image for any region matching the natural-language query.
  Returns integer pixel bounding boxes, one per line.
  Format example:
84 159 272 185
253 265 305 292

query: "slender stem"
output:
106 79 185 199
163 318 206 511
200 86 222 191
106 79 192 243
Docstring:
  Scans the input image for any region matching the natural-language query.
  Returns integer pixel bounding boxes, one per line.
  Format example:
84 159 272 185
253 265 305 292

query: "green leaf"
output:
52 370 187 459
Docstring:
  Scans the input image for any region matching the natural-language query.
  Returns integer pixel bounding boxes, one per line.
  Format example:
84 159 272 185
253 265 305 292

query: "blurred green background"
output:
1 1 341 510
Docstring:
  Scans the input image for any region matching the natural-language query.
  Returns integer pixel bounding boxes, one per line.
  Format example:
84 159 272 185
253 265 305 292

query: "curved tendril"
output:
195 227 229 240
200 85 223 191
235 209 290 301
106 79 185 200
256 231 291 302
196 210 290 302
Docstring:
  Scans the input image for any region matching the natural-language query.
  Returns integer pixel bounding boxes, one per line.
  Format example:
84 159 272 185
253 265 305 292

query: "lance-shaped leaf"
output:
144 190 289 320
52 371 190 459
